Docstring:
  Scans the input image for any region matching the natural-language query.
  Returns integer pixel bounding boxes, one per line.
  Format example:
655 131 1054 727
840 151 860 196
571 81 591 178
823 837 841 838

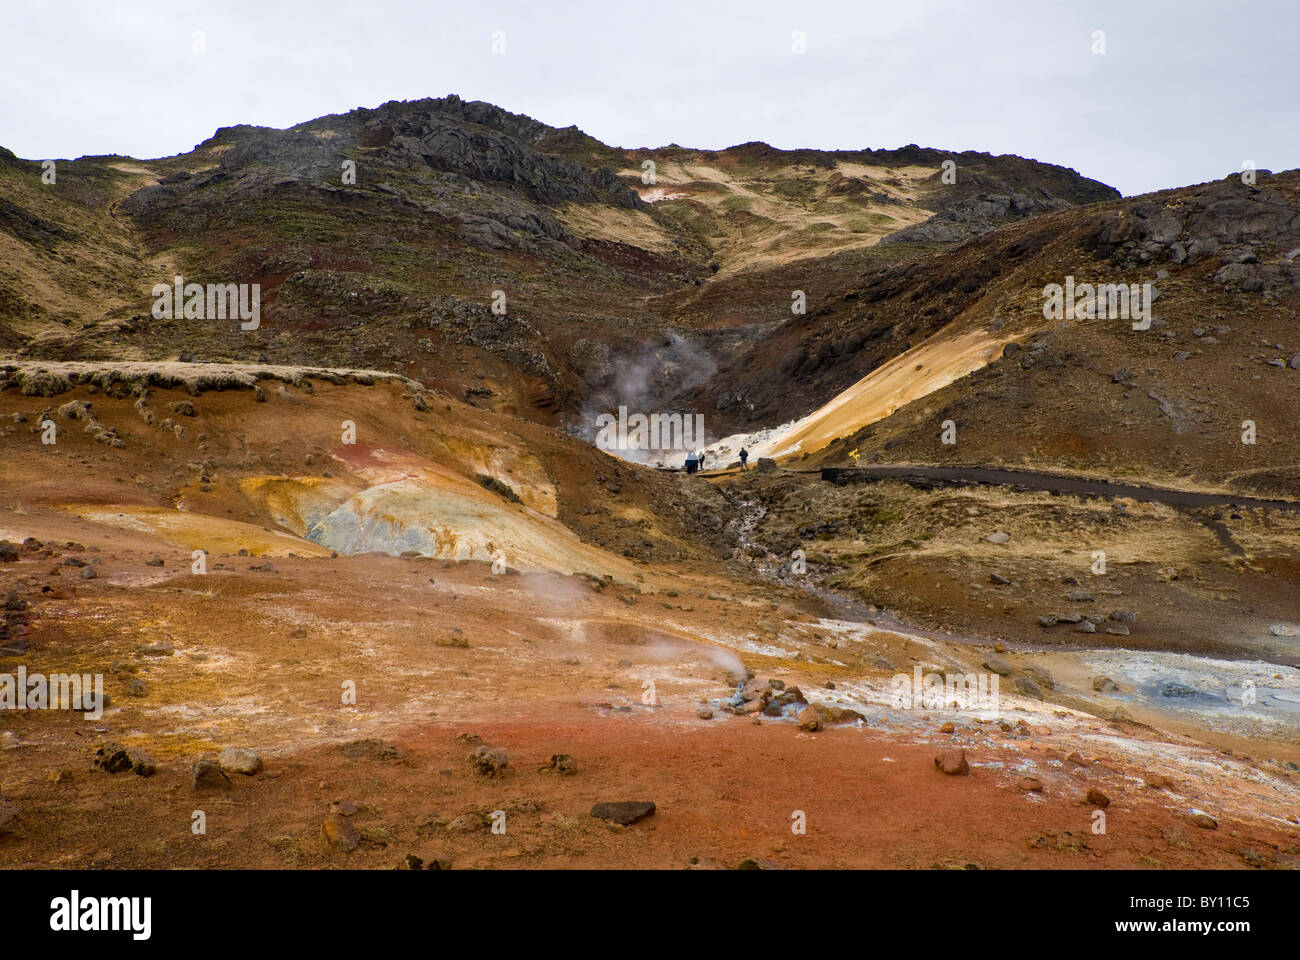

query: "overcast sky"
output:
1 0 1295 196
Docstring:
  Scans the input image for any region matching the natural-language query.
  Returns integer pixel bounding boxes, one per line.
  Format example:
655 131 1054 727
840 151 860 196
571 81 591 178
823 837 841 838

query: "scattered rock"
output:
591 801 656 825
939 721 955 734
1068 590 1093 602
544 753 577 775
755 457 777 473
0 541 17 563
989 573 1011 585
469 745 508 777
1109 610 1137 624
1013 676 1044 700
123 677 148 697
1160 681 1198 698
1018 776 1043 792
447 812 486 833
982 655 1012 676
1085 788 1111 808
1037 614 1059 628
934 749 969 775
1188 810 1218 830
1092 676 1119 692
796 705 822 731
1021 666 1054 690
1105 625 1130 636
321 815 361 851
1073 620 1097 633
91 742 134 775
137 641 175 657
217 747 263 776
985 530 1011 544
192 758 232 791
696 707 714 720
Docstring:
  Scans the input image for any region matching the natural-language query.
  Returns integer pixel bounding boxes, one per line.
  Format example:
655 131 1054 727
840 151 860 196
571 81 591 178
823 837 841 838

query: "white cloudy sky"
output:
1 0 1295 196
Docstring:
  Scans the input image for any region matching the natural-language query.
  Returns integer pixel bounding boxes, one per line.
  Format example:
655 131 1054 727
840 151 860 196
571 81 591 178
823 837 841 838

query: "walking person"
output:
739 447 748 471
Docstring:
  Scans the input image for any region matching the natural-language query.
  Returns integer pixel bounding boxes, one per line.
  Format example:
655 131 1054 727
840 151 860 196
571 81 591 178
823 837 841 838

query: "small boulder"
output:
1013 676 1044 700
217 747 263 776
192 758 232 791
796 705 822 731
1085 788 1110 808
545 753 577 775
1018 776 1043 792
91 742 134 775
321 815 360 851
591 801 655 825
934 749 969 775
982 655 1013 677
469 745 508 777
1021 666 1054 690
123 677 148 698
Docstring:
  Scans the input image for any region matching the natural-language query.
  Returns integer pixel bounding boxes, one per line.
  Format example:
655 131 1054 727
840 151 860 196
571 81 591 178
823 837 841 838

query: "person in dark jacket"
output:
739 447 749 471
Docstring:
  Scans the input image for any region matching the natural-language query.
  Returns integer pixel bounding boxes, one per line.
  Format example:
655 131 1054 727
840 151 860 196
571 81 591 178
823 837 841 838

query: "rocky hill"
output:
0 95 1116 426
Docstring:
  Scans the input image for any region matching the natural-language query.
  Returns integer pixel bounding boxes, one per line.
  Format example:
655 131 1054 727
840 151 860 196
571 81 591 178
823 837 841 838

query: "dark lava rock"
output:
192 758 233 791
1160 681 1198 698
545 753 577 775
469 745 508 777
591 801 656 825
92 743 134 774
